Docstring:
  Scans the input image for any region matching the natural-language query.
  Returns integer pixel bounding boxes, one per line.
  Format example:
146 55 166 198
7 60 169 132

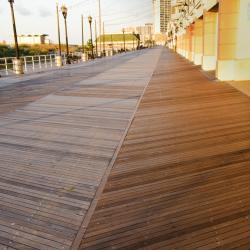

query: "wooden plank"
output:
79 49 250 250
0 49 161 249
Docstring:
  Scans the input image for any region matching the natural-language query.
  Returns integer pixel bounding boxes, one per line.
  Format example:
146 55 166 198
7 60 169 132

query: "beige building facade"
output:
168 0 250 81
17 34 50 45
97 34 140 52
123 23 154 45
153 0 172 33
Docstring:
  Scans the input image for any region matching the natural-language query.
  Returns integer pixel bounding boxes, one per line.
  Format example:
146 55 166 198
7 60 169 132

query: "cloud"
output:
16 5 31 16
38 8 52 18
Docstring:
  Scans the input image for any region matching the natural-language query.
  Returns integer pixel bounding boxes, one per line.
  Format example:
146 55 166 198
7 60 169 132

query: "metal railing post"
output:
32 56 35 71
24 57 27 72
38 56 42 69
5 58 8 75
44 55 47 68
50 55 53 67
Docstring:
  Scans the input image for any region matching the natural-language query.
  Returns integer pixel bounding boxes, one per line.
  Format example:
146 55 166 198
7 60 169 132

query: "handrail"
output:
0 53 82 76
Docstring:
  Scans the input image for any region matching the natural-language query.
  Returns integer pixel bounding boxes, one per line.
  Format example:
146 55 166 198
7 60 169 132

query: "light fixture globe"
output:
61 5 68 19
88 16 92 24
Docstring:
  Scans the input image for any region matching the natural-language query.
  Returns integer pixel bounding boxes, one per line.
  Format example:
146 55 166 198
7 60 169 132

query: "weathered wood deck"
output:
79 49 250 249
0 49 161 249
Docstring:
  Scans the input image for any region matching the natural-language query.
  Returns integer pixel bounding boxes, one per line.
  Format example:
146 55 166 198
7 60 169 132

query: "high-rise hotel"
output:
152 0 171 34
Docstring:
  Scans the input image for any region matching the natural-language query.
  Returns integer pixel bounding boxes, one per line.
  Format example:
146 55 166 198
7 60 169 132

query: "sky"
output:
0 0 154 45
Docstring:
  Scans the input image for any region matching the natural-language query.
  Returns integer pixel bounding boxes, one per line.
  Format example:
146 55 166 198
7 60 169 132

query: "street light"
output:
132 32 135 51
8 0 24 74
122 28 126 52
102 21 106 56
56 3 63 67
81 15 85 53
88 16 94 59
61 5 70 64
95 20 98 56
111 34 114 52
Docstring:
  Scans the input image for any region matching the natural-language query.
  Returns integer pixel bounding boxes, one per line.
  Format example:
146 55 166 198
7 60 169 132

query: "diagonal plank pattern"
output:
0 49 161 250
79 49 250 249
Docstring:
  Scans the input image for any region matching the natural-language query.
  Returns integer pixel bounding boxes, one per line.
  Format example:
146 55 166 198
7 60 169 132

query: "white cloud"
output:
16 5 31 16
38 8 52 18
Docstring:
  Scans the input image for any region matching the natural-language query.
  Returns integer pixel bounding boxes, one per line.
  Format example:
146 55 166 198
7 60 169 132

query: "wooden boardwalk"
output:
0 49 161 250
79 49 250 249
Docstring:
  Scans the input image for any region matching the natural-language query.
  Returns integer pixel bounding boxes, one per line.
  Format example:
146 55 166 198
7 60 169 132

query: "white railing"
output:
0 54 62 76
0 53 84 76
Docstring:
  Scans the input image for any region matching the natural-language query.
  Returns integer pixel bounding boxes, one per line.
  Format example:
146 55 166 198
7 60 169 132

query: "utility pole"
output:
95 20 98 55
103 22 106 56
81 15 84 53
98 0 102 54
122 28 126 52
111 34 113 52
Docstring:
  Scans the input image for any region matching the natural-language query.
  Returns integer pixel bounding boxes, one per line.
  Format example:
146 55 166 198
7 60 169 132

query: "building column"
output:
187 25 194 61
183 33 188 57
180 34 185 57
193 19 204 65
191 24 196 62
216 0 250 81
177 35 181 54
202 11 218 71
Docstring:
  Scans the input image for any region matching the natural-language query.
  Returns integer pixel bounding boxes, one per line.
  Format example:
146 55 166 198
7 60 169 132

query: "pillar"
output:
187 25 194 61
177 35 181 54
183 32 188 58
13 58 24 74
180 35 185 57
193 19 204 65
191 26 196 62
55 56 63 67
202 11 218 70
216 0 250 81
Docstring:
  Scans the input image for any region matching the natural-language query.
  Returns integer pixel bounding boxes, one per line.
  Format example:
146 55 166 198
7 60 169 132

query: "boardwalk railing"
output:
0 54 63 75
0 53 82 76
0 50 129 76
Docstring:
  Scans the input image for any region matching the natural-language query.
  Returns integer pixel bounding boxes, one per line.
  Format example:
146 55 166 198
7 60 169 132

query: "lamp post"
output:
95 20 98 56
8 0 24 74
102 22 106 56
88 16 94 59
56 3 63 66
111 34 114 53
81 15 85 53
61 5 70 64
81 15 88 62
132 32 135 51
122 28 126 52
98 0 102 55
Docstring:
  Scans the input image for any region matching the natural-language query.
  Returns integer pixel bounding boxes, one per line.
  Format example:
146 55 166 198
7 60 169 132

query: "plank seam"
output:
70 48 162 250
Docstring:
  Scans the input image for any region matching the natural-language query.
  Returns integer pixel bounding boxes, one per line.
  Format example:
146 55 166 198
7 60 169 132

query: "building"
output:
168 0 250 82
123 23 154 46
17 34 50 45
97 34 140 52
152 0 171 34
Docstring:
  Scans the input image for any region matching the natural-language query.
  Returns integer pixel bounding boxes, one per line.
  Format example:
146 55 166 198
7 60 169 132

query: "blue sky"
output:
0 0 153 44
